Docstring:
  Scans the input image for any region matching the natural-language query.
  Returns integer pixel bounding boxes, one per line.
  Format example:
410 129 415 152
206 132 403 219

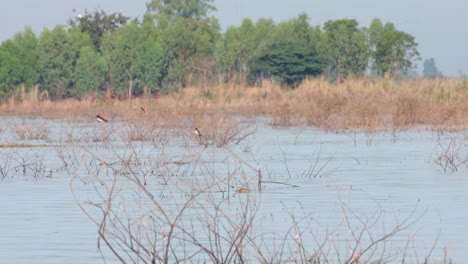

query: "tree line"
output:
0 0 422 100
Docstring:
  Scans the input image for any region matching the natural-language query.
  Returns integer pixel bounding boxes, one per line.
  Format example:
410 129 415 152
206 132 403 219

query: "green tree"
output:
217 18 263 84
248 14 324 87
0 41 21 99
68 8 129 51
0 27 40 99
323 19 369 81
368 18 384 52
68 26 93 56
138 15 166 95
250 41 323 87
147 0 220 91
423 58 442 78
271 13 312 45
370 20 420 78
110 23 142 97
368 18 383 77
146 0 215 20
100 31 118 98
11 27 41 89
103 22 165 98
219 18 278 84
72 45 107 98
37 26 75 99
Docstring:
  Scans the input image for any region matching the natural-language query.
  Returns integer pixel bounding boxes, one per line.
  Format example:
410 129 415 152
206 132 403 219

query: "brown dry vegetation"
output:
2 78 468 131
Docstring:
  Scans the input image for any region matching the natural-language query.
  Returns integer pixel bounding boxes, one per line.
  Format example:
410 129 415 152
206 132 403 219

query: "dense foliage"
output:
0 2 422 100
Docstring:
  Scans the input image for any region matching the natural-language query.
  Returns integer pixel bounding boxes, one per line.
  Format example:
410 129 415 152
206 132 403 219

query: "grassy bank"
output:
2 78 468 131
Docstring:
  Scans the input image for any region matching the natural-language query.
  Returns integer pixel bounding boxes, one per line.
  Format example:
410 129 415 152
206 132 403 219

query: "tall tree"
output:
221 21 248 83
272 13 312 45
217 18 264 84
368 18 384 77
103 22 165 98
68 8 129 51
0 27 40 99
67 27 99 97
249 14 324 87
73 45 107 98
370 21 420 78
146 0 220 91
368 18 384 51
323 19 369 82
138 15 166 96
37 26 75 99
146 0 215 20
0 41 21 99
250 41 323 87
11 27 41 90
110 23 142 97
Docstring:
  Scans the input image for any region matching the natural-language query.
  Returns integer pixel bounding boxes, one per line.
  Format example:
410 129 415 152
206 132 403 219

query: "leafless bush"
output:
432 136 468 172
12 122 50 140
82 126 114 146
68 136 443 263
119 122 170 145
191 113 256 147
121 122 155 142
54 142 82 174
281 146 336 179
0 149 53 179
0 149 14 179
71 141 262 263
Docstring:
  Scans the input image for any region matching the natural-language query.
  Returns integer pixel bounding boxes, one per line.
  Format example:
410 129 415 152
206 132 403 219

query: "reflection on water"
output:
0 116 466 263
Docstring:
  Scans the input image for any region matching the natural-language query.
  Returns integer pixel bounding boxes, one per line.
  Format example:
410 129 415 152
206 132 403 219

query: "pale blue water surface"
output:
0 116 466 263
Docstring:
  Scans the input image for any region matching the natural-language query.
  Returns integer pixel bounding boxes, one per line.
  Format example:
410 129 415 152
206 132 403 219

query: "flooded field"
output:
0 115 466 263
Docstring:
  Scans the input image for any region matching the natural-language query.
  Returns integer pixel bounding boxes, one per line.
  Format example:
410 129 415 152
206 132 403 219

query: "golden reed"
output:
1 77 467 131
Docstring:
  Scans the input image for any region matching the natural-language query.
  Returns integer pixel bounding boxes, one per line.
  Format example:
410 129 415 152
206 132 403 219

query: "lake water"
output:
0 116 466 263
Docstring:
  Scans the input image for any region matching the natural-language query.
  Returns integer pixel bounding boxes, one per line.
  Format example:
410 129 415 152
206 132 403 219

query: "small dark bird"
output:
140 107 146 113
194 128 202 137
96 115 108 123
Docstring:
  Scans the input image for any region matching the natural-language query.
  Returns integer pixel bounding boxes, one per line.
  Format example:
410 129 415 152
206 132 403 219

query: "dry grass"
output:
2 78 468 131
12 123 50 140
190 112 256 147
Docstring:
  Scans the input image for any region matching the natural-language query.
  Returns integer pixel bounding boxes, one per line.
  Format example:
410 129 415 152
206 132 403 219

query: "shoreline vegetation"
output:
1 78 467 131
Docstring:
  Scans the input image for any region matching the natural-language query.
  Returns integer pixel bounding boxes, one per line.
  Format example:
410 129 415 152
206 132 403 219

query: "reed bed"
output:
2 78 468 131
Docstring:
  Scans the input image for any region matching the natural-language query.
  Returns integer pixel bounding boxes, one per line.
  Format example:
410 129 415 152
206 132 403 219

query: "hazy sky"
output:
1 0 466 76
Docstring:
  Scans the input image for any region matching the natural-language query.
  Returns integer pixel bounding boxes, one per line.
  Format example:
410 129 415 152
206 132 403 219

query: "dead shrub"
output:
191 113 255 147
432 136 468 172
121 122 156 142
70 140 437 263
12 122 50 140
120 121 170 145
82 126 113 145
